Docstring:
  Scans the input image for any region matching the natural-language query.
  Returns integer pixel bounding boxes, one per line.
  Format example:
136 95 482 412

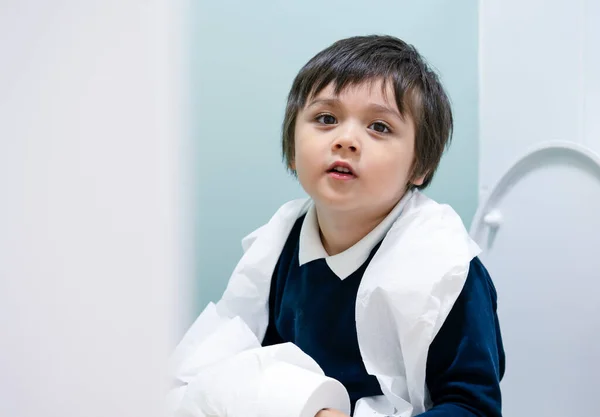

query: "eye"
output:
369 121 391 134
315 114 337 125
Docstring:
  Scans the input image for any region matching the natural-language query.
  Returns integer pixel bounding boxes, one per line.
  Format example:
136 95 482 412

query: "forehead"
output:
308 78 398 109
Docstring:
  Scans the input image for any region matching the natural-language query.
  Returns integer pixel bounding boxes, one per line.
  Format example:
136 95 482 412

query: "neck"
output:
315 202 397 256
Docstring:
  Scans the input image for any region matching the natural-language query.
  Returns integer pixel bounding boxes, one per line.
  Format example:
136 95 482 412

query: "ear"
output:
289 159 296 171
411 172 427 187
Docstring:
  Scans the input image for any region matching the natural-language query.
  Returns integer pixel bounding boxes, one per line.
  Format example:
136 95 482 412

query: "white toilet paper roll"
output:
258 361 351 417
176 315 261 383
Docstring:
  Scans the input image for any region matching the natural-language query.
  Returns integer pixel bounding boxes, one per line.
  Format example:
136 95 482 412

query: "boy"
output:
174 35 504 417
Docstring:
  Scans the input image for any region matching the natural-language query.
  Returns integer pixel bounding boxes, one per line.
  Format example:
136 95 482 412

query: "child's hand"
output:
315 408 350 417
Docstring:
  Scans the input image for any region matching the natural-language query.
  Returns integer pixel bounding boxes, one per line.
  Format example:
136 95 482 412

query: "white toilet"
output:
470 141 600 416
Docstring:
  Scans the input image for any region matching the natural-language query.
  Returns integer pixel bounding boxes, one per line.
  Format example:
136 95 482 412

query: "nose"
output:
331 128 361 155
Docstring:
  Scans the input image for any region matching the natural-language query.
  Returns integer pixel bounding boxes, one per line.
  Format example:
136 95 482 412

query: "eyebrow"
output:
306 98 404 120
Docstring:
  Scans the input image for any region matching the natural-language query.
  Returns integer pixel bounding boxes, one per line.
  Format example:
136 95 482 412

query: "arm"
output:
418 258 505 417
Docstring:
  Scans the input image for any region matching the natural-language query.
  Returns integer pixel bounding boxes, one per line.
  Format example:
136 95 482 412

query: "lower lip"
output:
327 171 356 180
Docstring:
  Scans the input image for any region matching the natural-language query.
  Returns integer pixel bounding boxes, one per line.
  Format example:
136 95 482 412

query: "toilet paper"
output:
173 342 350 417
175 314 261 384
258 361 351 417
169 302 230 376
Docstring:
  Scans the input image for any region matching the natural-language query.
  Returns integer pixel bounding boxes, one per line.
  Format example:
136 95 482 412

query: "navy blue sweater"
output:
262 215 505 416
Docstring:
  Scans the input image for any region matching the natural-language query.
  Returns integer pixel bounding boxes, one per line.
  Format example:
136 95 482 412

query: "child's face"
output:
292 79 423 215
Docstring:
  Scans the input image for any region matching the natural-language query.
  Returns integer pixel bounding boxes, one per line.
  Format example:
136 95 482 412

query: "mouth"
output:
326 161 357 180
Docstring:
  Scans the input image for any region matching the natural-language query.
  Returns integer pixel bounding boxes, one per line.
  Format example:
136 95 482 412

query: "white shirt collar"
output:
298 190 414 279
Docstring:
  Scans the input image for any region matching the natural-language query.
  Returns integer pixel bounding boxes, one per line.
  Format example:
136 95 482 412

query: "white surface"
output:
478 5 600 410
479 0 600 202
584 0 600 150
258 362 351 417
0 2 192 417
174 312 261 385
471 143 600 416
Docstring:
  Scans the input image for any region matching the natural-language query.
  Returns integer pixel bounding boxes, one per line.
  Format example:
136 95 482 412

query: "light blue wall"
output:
191 0 479 315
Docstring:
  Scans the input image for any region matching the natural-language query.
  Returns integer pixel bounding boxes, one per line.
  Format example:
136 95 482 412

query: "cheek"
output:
294 130 324 171
364 148 414 187
293 144 315 182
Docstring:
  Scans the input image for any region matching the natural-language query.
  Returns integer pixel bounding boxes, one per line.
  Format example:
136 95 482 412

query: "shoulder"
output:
430 257 501 350
404 192 491 295
401 191 470 232
385 190 481 271
464 257 499 309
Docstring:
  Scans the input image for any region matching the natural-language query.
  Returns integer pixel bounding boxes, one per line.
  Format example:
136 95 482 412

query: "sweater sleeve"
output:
418 258 505 417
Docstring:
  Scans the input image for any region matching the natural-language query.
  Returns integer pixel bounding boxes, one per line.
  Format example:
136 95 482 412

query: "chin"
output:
311 191 360 211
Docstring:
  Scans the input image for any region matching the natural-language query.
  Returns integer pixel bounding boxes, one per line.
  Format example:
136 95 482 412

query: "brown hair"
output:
282 35 453 189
